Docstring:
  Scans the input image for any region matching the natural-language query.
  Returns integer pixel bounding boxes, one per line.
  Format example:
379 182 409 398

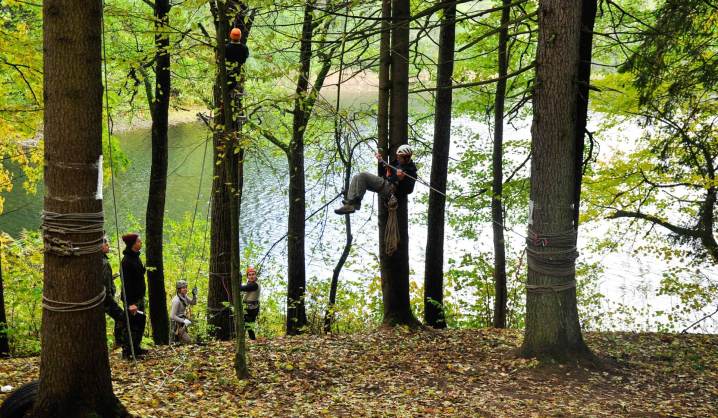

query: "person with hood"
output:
120 233 148 359
170 280 197 343
334 144 417 214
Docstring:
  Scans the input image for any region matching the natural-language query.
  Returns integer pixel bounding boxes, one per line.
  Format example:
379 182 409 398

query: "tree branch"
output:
410 62 535 94
607 209 702 239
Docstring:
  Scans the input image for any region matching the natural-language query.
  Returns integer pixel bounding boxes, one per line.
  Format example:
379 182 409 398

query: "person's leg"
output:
348 172 388 206
180 327 191 343
244 308 258 340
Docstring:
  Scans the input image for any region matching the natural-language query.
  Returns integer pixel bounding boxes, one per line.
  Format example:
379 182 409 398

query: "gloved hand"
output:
183 318 191 327
192 287 198 297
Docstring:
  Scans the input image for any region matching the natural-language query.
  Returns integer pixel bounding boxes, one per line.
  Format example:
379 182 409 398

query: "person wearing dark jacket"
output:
101 237 125 348
335 144 417 214
225 28 249 93
120 233 148 359
240 268 261 340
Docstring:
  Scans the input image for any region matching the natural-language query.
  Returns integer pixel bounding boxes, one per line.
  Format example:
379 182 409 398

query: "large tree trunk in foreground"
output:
424 0 455 329
379 0 421 328
31 0 127 416
491 0 511 329
518 0 592 361
145 0 172 345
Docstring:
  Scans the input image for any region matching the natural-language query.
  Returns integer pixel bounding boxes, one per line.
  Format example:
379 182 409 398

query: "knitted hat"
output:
122 233 138 247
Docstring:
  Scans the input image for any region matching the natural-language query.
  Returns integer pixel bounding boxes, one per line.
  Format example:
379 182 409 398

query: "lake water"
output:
1 99 715 333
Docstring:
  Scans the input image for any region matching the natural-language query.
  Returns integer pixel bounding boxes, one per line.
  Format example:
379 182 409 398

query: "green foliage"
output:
1 231 43 356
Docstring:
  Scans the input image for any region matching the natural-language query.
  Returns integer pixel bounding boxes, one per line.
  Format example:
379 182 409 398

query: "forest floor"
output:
1 329 716 417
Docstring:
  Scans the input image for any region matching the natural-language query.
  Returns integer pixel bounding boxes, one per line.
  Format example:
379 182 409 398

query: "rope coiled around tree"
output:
384 196 399 256
42 288 106 312
40 211 105 256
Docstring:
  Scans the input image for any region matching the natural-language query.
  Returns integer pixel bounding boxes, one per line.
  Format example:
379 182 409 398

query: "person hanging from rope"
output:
334 144 417 215
225 27 249 94
170 280 198 344
120 233 149 360
240 268 261 340
101 236 126 350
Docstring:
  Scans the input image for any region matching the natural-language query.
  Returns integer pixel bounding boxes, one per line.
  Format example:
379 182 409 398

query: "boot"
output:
334 202 360 215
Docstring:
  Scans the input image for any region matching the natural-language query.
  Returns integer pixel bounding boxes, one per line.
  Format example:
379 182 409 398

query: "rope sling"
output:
384 196 399 256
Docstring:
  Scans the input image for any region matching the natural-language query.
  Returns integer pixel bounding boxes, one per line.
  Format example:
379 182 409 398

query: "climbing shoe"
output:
334 202 360 215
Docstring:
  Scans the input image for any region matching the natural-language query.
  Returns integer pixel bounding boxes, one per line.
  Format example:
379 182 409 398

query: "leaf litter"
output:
0 329 716 417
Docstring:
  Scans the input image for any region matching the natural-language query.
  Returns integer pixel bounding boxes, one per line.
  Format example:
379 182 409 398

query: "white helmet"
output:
396 144 413 156
176 280 188 290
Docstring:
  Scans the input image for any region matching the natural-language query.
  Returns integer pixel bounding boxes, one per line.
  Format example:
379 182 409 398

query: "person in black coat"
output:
225 27 249 93
335 144 417 214
101 237 125 348
120 233 148 359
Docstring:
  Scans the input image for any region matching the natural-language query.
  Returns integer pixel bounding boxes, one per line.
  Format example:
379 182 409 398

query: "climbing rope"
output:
383 196 399 256
40 211 105 256
42 289 106 313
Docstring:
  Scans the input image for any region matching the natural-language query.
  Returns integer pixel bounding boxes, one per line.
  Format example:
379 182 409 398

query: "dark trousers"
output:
104 298 126 346
122 300 146 352
244 304 259 340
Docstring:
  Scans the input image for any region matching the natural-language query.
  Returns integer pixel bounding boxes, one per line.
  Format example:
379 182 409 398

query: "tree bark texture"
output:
31 0 127 416
216 0 249 378
518 0 591 361
208 86 234 340
379 0 421 328
207 1 244 342
377 0 391 157
424 1 455 329
572 0 597 229
144 0 172 345
491 0 511 329
285 2 316 335
0 247 10 357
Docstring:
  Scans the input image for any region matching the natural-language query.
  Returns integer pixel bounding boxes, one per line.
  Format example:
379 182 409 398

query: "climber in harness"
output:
334 144 417 215
240 268 261 340
170 280 197 344
225 27 249 94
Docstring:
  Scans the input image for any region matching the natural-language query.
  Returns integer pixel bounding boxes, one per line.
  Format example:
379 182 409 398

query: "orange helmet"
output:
246 267 256 275
230 28 242 41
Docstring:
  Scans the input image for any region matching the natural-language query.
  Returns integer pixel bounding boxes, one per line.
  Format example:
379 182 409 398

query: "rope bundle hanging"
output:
40 211 105 256
384 196 399 256
42 289 106 312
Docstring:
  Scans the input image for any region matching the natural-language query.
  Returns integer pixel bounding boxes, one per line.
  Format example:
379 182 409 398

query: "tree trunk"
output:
377 0 391 157
145 0 172 345
30 0 127 416
491 0 511 329
572 0 597 228
207 84 234 340
206 2 254 342
286 2 316 336
379 0 421 328
0 245 10 357
518 0 592 361
216 0 249 379
424 0 455 329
